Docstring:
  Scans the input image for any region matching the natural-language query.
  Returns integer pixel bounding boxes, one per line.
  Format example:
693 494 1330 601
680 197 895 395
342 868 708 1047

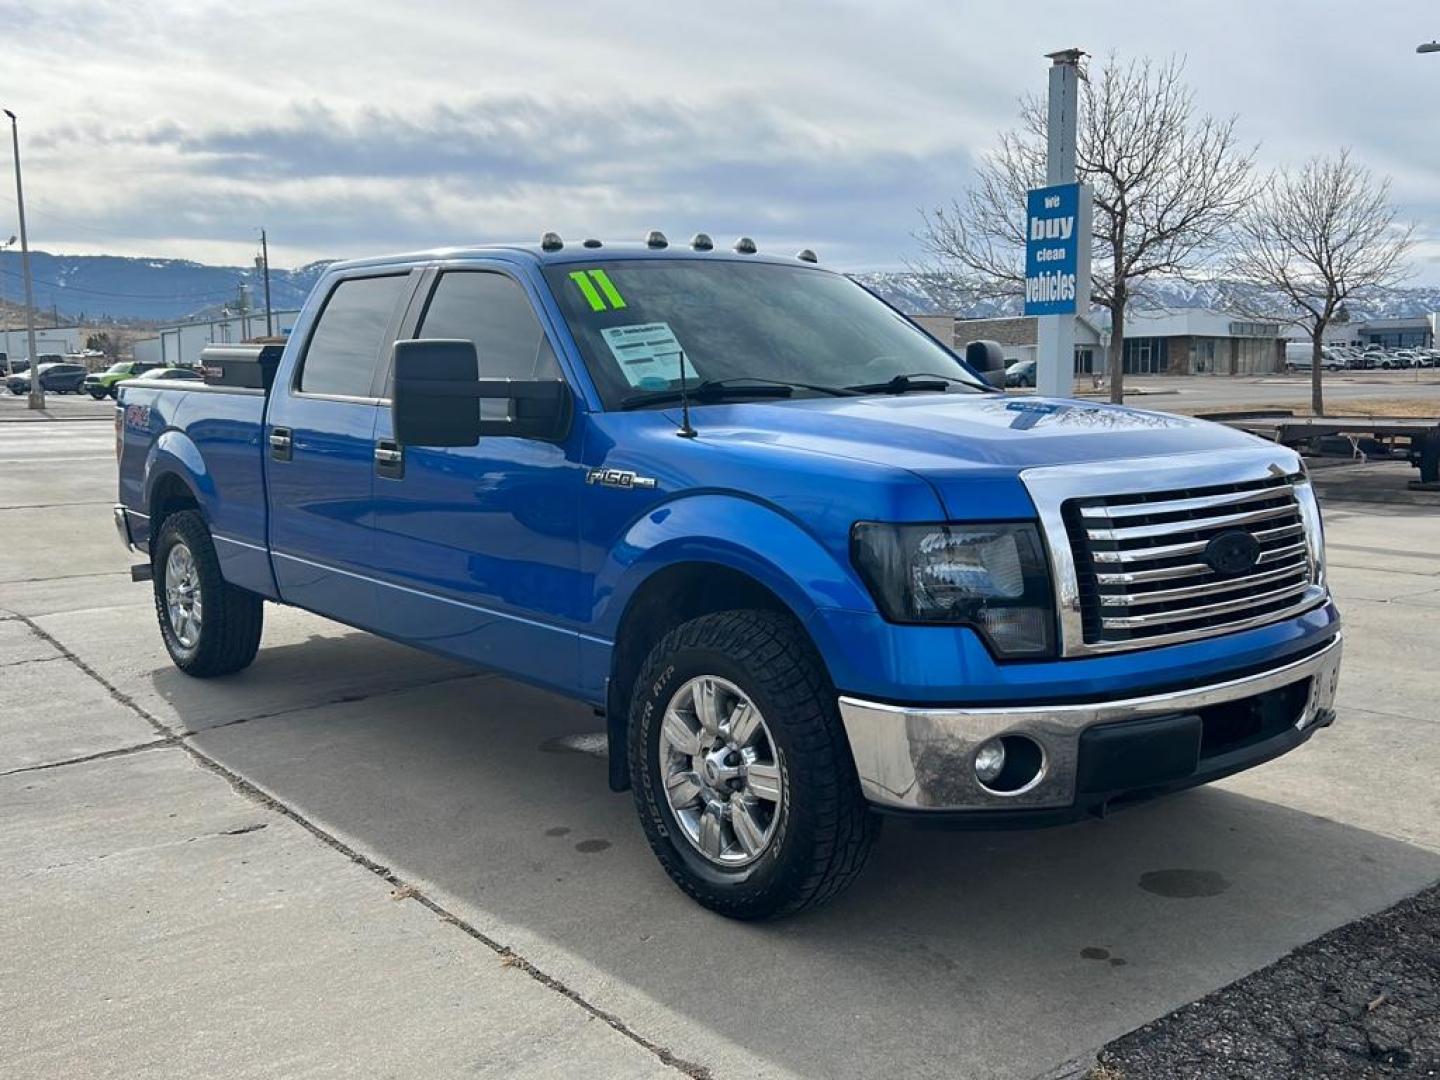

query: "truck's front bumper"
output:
839 633 1342 821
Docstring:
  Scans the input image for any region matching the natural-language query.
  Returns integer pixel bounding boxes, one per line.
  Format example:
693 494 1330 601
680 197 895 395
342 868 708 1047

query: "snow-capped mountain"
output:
8 249 1438 325
0 251 333 322
853 271 1440 322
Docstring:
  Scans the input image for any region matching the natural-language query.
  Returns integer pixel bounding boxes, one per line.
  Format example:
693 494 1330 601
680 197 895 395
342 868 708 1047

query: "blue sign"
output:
1023 182 1084 316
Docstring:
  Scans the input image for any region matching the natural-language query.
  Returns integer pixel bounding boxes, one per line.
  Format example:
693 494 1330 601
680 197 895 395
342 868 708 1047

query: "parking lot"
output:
3 409 1439 1078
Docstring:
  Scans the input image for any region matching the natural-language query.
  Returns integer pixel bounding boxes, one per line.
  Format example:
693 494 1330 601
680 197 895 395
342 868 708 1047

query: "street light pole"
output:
260 228 273 337
0 235 15 365
4 110 42 410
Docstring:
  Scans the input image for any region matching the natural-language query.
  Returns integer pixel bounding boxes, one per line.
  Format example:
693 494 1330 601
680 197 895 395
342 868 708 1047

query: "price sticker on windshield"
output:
601 322 687 387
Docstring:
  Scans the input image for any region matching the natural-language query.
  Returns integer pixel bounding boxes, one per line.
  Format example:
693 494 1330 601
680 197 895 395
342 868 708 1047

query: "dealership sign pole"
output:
1027 49 1090 400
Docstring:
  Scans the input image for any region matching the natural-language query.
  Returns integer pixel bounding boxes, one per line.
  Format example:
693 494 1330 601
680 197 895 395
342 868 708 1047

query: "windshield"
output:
543 259 983 409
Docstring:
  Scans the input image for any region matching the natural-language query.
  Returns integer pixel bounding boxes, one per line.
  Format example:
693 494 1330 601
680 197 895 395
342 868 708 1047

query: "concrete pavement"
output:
2 420 1438 1079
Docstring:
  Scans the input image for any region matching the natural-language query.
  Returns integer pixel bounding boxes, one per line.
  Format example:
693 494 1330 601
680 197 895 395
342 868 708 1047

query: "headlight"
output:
1293 480 1326 588
851 522 1056 657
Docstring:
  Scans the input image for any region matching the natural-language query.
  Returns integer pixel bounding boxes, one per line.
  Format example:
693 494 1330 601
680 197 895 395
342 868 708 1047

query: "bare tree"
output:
919 55 1255 402
1227 150 1413 415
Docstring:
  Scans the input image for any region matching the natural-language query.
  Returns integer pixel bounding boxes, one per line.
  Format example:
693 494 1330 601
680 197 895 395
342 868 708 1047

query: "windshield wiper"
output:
618 376 856 411
845 372 974 395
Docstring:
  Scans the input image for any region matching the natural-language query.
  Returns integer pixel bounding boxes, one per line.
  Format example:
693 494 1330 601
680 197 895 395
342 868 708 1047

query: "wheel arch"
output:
595 494 874 792
147 468 203 546
605 560 821 793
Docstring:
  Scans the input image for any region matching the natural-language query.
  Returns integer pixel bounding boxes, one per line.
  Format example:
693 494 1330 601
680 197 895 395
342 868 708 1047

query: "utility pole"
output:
1033 49 1089 400
259 229 274 336
4 109 42 410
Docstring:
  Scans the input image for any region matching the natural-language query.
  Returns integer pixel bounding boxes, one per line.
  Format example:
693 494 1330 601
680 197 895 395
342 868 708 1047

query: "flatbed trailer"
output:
1205 413 1440 486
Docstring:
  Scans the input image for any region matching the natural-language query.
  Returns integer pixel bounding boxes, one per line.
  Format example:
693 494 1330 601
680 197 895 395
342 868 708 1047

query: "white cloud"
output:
0 0 1436 277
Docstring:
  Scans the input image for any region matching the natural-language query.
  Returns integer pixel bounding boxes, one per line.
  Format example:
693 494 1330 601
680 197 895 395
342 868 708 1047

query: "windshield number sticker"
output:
569 269 627 312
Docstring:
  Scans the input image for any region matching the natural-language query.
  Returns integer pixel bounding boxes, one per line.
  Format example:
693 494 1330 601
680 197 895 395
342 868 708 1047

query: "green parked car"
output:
84 361 160 399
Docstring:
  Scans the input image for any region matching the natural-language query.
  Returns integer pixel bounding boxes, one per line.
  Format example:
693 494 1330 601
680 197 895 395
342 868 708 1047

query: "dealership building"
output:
924 307 1287 376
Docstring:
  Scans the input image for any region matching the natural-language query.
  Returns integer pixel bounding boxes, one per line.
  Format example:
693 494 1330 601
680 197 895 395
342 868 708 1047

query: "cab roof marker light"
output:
582 238 603 249
797 248 818 263
734 237 757 254
646 230 669 249
540 231 564 251
690 233 714 251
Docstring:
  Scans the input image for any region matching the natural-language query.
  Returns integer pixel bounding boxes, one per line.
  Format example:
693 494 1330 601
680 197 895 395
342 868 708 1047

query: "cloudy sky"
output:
4 0 1440 278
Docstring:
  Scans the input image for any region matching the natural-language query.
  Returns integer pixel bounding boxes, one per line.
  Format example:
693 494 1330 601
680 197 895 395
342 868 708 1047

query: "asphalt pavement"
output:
2 419 1438 1079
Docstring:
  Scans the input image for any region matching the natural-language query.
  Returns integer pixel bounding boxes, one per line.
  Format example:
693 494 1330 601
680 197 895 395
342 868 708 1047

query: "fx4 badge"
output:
586 467 657 490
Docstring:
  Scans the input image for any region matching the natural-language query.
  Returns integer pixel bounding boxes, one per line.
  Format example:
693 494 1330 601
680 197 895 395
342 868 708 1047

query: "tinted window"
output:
417 271 559 380
300 275 408 396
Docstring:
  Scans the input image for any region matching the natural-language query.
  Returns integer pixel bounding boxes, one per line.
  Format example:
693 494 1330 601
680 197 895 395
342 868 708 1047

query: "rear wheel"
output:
152 510 263 676
628 610 877 919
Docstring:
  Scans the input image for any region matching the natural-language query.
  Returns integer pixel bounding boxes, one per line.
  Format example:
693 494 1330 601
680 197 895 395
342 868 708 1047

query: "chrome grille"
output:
1063 474 1316 649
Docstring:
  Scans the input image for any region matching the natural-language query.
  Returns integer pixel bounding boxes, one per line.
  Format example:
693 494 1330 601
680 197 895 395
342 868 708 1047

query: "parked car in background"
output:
6 361 88 395
1284 342 1343 372
1005 358 1036 387
4 357 29 376
85 360 161 399
133 366 204 384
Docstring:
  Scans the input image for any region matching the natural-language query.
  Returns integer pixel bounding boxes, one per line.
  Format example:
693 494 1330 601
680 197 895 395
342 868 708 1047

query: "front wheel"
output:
152 509 263 676
629 610 878 919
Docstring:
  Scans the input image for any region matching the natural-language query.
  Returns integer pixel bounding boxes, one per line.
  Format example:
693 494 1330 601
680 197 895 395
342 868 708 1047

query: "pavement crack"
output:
12 613 712 1079
11 614 177 737
0 737 177 777
0 654 67 670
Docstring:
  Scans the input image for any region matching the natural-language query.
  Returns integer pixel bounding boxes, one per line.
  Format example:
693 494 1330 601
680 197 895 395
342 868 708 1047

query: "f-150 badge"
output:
586 467 658 490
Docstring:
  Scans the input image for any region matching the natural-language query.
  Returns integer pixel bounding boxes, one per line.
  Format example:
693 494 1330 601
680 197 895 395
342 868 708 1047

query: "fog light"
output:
974 739 1006 784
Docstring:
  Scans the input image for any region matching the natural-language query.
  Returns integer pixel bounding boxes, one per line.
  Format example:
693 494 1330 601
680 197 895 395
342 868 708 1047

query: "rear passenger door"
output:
266 270 415 630
368 266 587 693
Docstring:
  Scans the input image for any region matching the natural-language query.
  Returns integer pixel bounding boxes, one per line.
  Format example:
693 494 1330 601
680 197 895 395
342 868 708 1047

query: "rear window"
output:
299 274 408 397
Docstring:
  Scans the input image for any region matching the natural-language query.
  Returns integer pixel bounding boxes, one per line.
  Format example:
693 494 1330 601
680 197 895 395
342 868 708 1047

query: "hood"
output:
663 392 1271 518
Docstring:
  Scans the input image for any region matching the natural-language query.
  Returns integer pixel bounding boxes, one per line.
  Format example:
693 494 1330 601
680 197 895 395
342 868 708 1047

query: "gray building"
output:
923 314 1107 374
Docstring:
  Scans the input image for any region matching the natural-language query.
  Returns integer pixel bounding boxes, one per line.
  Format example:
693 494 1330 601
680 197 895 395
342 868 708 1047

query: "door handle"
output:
374 440 404 479
269 428 293 462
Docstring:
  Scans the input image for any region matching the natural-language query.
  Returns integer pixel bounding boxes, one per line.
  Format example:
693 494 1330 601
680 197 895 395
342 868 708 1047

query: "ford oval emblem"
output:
1204 530 1262 576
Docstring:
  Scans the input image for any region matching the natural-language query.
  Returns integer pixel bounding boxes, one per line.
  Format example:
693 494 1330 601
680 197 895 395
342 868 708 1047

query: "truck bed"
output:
117 382 274 597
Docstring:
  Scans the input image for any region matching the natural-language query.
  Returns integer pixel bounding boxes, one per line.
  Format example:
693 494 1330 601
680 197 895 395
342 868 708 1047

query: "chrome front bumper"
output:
839 634 1342 813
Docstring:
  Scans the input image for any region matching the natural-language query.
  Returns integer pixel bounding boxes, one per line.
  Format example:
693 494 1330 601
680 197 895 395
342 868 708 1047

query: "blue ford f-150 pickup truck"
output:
114 236 1342 919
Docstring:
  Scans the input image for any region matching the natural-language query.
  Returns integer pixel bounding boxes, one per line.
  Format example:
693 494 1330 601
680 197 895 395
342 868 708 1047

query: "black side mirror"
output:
964 339 1007 388
392 339 572 447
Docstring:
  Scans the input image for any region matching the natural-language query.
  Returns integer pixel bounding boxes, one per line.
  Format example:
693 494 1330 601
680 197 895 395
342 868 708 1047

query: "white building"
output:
132 310 301 367
0 325 84 362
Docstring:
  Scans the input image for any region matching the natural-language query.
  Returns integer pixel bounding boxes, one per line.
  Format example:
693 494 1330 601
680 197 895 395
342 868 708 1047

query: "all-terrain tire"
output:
629 609 878 919
152 509 263 677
